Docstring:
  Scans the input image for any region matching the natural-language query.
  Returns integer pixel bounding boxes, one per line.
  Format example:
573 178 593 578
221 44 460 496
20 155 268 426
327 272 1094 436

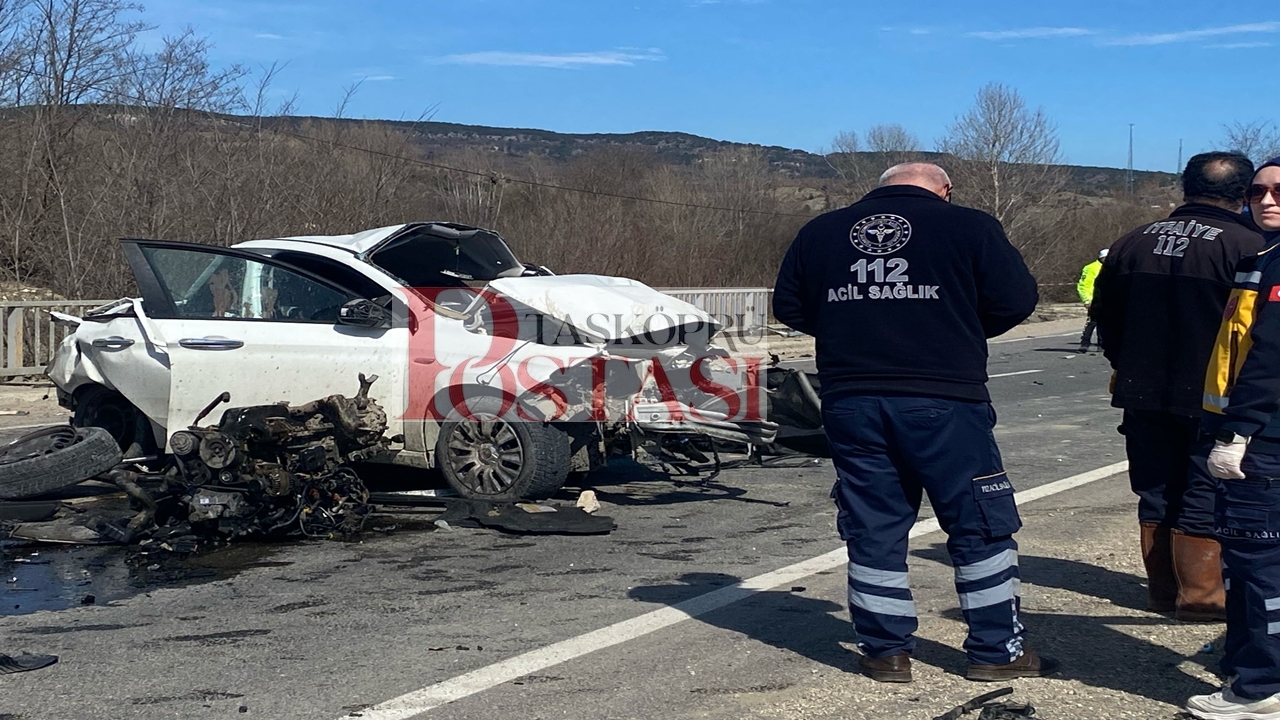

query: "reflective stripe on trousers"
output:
848 562 917 618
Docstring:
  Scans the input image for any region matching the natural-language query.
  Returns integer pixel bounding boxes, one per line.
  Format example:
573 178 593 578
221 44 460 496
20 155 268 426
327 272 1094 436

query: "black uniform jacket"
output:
1092 203 1265 417
773 185 1038 403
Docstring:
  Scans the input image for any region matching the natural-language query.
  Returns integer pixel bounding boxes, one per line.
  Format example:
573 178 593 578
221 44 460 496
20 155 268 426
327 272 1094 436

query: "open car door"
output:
122 241 409 448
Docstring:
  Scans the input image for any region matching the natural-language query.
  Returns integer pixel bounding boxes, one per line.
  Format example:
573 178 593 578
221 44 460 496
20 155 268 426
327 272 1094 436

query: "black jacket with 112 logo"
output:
1092 203 1265 418
773 185 1038 403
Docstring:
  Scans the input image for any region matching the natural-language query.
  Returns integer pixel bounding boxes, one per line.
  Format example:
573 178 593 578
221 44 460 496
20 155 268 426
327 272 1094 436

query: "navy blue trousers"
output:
822 394 1025 666
1217 449 1280 700
1124 409 1217 536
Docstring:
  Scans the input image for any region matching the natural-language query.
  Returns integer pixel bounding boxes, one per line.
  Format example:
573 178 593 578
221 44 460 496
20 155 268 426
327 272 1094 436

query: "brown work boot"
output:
858 652 912 683
1140 522 1177 613
966 648 1061 682
1172 530 1227 622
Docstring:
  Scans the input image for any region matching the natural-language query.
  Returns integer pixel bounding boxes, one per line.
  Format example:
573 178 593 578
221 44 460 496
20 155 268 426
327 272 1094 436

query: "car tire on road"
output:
435 396 571 501
0 425 122 500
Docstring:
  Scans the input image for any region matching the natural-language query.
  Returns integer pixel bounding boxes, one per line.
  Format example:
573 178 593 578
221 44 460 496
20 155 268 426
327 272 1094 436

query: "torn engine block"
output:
109 375 388 548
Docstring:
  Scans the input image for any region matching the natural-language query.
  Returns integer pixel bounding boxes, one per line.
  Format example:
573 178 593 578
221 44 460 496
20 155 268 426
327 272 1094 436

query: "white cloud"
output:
968 26 1095 40
1206 41 1273 49
436 49 666 69
363 75 396 81
254 32 284 40
1106 21 1280 46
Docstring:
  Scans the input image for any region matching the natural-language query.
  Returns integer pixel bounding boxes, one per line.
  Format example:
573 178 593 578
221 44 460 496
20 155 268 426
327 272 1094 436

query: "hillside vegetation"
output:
0 0 1191 302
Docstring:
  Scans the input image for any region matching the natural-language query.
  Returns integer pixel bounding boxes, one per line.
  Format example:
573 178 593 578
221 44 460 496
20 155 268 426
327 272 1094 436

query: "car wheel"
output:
0 425 122 499
73 386 158 456
435 396 571 501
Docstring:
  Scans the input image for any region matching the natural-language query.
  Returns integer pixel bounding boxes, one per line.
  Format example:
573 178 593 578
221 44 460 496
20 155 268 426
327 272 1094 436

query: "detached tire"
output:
0 426 122 500
435 396 571 501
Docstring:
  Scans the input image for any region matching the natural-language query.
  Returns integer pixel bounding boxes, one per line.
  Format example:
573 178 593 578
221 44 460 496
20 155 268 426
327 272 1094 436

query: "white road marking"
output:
776 332 1083 366
0 421 69 432
989 369 1045 379
990 332 1078 345
341 460 1131 720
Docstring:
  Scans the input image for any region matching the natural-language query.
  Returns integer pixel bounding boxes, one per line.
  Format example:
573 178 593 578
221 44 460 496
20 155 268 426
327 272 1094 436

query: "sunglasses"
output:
1247 184 1280 203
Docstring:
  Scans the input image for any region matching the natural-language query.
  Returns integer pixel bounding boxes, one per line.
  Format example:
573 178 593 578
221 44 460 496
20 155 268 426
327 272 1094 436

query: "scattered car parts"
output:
933 688 1039 720
95 377 386 549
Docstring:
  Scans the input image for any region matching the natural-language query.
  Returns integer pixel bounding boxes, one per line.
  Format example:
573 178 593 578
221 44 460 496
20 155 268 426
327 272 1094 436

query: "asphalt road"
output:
0 328 1135 720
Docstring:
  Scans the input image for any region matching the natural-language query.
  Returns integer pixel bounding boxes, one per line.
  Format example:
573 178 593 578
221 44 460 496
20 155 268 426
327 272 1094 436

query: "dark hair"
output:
1182 152 1255 203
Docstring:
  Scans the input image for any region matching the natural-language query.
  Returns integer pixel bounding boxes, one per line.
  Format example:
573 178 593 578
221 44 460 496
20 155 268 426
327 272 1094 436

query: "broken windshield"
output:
367 224 525 289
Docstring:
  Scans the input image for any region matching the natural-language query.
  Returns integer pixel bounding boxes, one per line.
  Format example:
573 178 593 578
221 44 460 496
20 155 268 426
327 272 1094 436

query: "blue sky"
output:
138 0 1280 171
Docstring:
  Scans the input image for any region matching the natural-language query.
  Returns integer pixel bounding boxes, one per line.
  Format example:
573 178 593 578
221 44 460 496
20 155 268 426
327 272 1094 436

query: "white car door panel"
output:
66 311 173 429
123 241 408 449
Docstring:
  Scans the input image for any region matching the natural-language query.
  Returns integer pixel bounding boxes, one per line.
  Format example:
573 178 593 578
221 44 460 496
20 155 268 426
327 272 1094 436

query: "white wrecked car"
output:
48 222 787 500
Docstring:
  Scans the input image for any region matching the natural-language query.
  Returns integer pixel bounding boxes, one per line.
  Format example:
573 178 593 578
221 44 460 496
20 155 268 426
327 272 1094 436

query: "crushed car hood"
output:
476 274 722 346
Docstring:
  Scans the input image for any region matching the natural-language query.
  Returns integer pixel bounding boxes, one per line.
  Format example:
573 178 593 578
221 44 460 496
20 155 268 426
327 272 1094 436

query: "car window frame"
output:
121 239 359 324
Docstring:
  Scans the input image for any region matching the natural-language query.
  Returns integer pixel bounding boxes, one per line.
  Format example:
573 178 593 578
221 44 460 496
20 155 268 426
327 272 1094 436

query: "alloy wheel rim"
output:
445 414 524 495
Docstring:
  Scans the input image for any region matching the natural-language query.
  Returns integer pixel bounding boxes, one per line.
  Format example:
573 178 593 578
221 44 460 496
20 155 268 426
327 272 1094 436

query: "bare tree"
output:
1221 120 1280 164
825 124 923 201
0 0 29 104
865 123 919 154
824 130 863 183
0 0 151 288
120 28 246 112
19 0 148 105
937 83 1067 239
863 123 922 178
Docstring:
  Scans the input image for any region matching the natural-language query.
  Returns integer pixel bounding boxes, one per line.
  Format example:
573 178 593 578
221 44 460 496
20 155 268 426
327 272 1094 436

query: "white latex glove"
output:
1207 438 1249 480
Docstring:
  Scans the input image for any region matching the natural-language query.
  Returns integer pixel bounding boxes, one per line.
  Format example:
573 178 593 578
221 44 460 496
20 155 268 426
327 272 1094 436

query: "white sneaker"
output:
1187 688 1280 719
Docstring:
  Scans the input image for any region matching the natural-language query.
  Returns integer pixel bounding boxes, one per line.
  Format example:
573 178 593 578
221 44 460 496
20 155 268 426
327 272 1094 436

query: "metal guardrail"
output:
656 287 771 335
0 300 113 378
0 288 775 378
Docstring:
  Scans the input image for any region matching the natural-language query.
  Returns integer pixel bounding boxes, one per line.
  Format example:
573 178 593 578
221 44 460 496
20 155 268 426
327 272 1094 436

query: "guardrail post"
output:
7 307 24 371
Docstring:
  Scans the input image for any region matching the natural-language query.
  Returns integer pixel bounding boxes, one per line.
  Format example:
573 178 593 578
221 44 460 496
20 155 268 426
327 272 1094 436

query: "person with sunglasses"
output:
1092 152 1265 624
1188 157 1280 720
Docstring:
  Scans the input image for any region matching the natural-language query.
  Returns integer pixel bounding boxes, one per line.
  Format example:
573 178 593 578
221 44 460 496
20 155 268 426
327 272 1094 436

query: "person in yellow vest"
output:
1077 248 1107 353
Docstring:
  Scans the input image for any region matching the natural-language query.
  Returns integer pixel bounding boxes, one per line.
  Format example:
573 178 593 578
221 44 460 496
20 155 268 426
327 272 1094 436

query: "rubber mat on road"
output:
0 652 58 674
435 499 616 535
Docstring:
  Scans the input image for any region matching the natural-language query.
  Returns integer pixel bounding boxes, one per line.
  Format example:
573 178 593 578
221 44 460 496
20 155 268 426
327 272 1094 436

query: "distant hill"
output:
1 105 1170 198
268 116 1179 198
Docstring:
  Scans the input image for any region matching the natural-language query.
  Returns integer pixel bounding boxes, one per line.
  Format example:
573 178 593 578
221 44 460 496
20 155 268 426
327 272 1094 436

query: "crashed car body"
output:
48 222 786 500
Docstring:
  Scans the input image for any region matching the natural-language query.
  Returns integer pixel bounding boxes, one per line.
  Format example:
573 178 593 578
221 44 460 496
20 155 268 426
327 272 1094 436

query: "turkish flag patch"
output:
1271 286 1280 302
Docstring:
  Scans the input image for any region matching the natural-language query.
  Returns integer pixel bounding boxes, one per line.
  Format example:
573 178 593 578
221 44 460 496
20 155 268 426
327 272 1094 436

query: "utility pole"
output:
1177 138 1183 173
1127 123 1135 195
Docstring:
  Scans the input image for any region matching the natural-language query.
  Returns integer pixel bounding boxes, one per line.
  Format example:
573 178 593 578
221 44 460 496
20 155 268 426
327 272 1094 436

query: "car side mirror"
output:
336 298 390 328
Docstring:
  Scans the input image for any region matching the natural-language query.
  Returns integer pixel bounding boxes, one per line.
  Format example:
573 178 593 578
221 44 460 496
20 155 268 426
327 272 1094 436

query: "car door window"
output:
140 246 352 322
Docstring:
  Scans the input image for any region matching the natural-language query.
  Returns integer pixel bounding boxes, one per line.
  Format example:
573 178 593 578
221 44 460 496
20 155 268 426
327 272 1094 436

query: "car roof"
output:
235 224 410 255
233 222 507 256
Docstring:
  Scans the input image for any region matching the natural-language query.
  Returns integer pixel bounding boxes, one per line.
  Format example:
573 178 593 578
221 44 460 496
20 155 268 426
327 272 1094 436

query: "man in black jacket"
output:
774 163 1050 684
1091 152 1263 623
